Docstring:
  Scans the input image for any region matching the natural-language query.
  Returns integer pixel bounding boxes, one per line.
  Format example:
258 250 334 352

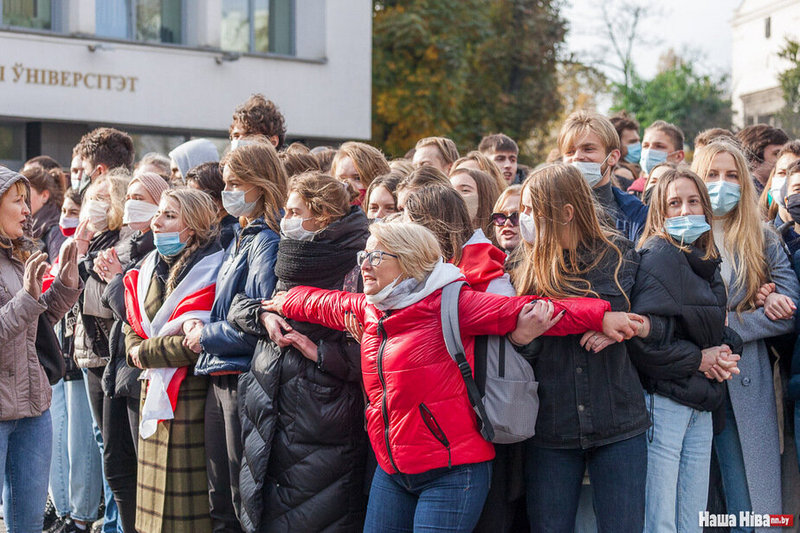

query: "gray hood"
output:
169 139 219 179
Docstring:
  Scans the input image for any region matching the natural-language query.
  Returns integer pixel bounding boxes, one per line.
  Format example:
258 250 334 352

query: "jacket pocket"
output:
419 403 452 467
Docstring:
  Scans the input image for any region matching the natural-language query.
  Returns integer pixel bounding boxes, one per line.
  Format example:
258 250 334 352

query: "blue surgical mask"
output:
519 212 536 243
640 148 668 174
222 188 259 217
154 230 187 257
664 215 711 245
706 180 741 216
624 142 642 164
571 153 611 188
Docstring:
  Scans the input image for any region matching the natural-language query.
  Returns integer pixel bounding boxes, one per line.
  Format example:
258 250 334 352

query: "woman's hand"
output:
181 319 204 353
260 311 293 347
130 345 142 369
261 291 288 315
74 220 93 256
509 300 564 346
601 312 644 342
700 345 741 382
763 292 796 320
344 311 364 343
579 331 616 353
93 248 123 282
58 240 79 289
23 251 48 300
755 283 776 308
284 331 319 362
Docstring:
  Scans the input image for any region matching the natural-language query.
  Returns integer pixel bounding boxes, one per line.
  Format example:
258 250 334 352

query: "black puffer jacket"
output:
231 207 369 533
628 236 742 411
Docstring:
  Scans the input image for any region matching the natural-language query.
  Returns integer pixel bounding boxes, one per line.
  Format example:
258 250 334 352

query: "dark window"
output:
221 0 295 55
2 0 52 30
765 17 771 39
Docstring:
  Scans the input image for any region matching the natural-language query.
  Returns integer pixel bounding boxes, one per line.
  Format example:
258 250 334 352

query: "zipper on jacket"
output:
376 315 400 473
419 403 452 467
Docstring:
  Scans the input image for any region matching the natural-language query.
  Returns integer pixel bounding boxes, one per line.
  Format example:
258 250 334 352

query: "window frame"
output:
223 0 296 56
0 0 59 33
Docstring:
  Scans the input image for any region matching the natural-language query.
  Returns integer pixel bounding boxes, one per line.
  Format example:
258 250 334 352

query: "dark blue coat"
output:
612 186 648 243
194 218 280 375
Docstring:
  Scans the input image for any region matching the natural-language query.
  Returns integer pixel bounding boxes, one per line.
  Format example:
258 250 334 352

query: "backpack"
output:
440 280 539 444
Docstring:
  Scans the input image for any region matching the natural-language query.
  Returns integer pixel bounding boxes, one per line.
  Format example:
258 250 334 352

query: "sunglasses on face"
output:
491 212 519 227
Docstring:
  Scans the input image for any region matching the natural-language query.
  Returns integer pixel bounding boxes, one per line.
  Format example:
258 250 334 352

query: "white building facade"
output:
0 0 372 169
731 0 800 128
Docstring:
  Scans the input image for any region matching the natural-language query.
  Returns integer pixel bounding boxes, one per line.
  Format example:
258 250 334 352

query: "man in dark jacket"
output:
558 111 648 243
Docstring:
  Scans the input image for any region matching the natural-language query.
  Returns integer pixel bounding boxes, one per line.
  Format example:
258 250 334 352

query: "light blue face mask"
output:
571 153 611 188
639 148 668 175
664 215 711 245
154 230 187 257
222 188 259 217
624 142 642 164
706 180 741 216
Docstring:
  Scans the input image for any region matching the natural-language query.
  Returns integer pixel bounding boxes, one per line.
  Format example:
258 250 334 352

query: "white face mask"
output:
84 200 110 231
280 216 316 241
571 153 611 188
222 188 259 217
123 199 159 225
771 177 787 207
364 276 402 306
519 212 536 243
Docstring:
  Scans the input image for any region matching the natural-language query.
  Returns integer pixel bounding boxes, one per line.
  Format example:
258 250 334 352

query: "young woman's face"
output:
775 153 800 181
361 235 404 296
151 196 191 239
665 177 704 218
450 172 479 223
646 165 672 191
284 191 324 232
61 197 81 219
0 184 30 240
127 180 156 205
334 156 364 192
222 165 262 205
703 152 740 185
494 194 521 252
366 185 397 221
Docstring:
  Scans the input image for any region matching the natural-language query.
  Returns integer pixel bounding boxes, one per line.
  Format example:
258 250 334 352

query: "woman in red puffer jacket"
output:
262 220 641 533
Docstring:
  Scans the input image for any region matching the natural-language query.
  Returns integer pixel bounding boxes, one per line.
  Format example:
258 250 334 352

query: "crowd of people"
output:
0 92 799 533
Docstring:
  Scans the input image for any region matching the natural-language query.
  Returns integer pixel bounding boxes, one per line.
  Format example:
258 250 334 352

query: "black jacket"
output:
231 207 369 532
517 238 650 449
628 237 742 411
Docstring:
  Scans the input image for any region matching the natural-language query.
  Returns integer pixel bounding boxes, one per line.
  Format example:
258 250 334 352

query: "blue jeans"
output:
644 393 712 533
525 433 647 533
364 461 492 533
49 379 103 521
0 411 53 533
714 396 753 533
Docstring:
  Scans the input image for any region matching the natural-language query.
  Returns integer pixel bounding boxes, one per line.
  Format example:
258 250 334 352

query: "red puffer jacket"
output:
282 284 610 475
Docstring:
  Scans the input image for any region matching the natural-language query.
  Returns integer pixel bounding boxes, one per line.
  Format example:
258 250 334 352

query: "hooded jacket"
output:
457 229 510 293
168 138 219 179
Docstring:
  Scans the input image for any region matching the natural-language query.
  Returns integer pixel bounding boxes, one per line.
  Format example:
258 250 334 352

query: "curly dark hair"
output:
77 127 134 171
229 94 287 149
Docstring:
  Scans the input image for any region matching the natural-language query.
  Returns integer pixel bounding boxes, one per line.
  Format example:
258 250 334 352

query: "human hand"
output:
57 240 80 289
764 292 795 321
579 331 616 353
261 291 288 315
93 248 123 282
74 220 93 256
344 311 364 343
130 345 142 369
284 330 318 362
755 283 776 308
181 319 204 353
509 299 564 346
601 312 644 342
260 311 292 348
23 251 48 300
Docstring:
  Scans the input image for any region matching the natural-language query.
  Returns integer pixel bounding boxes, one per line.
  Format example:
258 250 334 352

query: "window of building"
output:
96 0 183 44
221 0 295 55
0 122 25 171
765 17 771 39
1 0 52 30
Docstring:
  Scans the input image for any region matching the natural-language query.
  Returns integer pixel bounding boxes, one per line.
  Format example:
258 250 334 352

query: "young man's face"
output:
619 128 640 158
488 150 518 184
642 130 684 164
753 143 785 182
561 131 619 189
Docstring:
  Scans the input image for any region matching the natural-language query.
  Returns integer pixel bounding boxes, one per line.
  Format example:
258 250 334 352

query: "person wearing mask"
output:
190 143 287 533
228 172 369 531
262 219 640 533
124 188 224 533
692 140 800 529
490 185 522 257
76 128 135 196
512 164 650 533
0 166 82 532
412 136 459 174
449 168 501 236
559 110 648 242
763 142 800 253
639 120 686 175
229 94 287 150
628 168 743 532
330 142 391 207
22 164 66 262
186 162 239 249
89 172 167 532
641 162 680 205
609 111 642 167
364 172 403 222
168 139 220 185
735 124 789 195
453 150 508 192
69 148 84 192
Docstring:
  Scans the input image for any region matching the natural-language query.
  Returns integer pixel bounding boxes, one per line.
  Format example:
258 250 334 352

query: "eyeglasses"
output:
357 250 399 267
490 212 519 227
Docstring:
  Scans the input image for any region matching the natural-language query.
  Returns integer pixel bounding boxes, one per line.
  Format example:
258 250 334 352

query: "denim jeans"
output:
49 379 103 521
643 393 712 533
525 433 647 533
364 461 492 533
0 410 52 533
714 396 754 533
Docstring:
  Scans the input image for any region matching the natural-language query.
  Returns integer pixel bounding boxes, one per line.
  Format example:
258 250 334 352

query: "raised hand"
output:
23 251 48 299
58 240 80 289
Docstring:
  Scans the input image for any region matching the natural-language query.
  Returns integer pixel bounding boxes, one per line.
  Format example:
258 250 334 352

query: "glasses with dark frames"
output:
356 250 399 267
490 212 519 227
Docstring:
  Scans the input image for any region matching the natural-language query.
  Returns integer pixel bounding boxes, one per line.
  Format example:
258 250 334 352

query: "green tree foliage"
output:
776 38 800 136
611 56 731 148
372 0 566 160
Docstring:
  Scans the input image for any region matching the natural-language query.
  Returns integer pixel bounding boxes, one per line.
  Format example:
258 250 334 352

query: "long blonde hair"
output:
512 164 628 308
691 140 767 311
161 188 219 294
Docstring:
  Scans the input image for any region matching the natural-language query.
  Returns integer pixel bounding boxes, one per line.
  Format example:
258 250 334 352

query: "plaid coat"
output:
125 252 213 533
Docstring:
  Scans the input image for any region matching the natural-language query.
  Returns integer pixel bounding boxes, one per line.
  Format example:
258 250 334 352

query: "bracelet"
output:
506 332 525 348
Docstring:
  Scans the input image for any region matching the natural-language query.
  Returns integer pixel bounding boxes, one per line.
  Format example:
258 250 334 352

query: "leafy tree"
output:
611 53 731 148
371 0 566 161
776 38 800 136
